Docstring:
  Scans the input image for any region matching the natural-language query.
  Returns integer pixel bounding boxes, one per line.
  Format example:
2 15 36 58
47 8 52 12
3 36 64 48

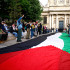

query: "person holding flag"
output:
17 15 24 42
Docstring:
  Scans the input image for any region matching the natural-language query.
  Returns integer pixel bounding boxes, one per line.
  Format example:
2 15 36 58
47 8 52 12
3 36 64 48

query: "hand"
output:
22 15 24 17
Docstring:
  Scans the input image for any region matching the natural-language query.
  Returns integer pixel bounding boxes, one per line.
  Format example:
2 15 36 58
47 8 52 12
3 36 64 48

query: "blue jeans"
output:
31 29 34 38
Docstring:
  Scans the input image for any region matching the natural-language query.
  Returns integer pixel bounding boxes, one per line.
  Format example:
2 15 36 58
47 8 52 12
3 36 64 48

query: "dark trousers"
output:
0 34 2 40
17 29 22 41
37 30 41 35
1 33 8 41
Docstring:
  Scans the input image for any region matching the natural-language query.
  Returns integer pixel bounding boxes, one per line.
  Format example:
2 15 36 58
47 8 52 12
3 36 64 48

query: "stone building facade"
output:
41 0 70 30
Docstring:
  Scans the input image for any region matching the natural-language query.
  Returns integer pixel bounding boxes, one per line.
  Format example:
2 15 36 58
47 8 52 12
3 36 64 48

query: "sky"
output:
39 0 48 6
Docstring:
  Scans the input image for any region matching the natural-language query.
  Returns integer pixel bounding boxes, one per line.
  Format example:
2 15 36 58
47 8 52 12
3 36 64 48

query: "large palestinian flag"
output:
0 33 70 70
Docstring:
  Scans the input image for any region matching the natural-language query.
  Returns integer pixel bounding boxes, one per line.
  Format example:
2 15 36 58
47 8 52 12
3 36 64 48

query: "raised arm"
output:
17 15 24 26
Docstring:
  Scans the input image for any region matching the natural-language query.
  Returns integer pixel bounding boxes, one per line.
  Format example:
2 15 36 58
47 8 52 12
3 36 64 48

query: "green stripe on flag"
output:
60 33 70 53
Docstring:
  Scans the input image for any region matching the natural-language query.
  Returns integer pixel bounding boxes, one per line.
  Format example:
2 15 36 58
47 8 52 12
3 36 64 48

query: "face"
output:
2 22 4 24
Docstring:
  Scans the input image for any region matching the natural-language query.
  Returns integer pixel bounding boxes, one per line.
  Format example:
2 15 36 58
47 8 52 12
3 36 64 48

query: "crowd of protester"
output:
0 15 57 42
1 15 69 43
0 21 54 42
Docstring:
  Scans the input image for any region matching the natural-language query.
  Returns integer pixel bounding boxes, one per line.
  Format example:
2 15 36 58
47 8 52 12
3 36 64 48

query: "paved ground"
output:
0 32 55 54
0 32 54 49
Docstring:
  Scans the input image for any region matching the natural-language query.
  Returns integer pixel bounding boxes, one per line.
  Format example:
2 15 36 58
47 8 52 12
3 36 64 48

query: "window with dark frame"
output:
43 16 47 24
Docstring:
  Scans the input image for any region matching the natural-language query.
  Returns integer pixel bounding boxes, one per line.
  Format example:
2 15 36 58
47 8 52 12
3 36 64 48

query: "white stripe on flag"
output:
32 33 64 49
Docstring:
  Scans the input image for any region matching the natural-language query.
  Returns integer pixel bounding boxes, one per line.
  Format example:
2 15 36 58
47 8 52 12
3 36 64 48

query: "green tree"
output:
21 0 31 21
0 0 42 23
21 0 43 22
9 0 22 23
0 0 10 20
29 0 43 21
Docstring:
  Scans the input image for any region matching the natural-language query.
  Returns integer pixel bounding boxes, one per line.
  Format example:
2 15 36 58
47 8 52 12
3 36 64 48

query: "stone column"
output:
57 0 58 5
65 0 66 5
69 0 70 5
50 15 51 29
56 15 58 29
65 14 66 28
69 15 70 24
52 15 53 28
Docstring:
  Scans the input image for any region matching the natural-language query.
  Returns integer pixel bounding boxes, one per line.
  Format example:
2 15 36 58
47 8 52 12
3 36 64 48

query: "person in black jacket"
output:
0 21 8 41
37 23 41 35
26 22 30 39
22 21 25 32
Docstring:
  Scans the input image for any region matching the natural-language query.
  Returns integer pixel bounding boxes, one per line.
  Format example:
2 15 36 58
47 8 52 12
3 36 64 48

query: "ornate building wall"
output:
41 0 70 30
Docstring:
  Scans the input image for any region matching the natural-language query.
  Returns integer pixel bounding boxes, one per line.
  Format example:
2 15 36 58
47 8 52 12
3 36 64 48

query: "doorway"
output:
59 21 64 32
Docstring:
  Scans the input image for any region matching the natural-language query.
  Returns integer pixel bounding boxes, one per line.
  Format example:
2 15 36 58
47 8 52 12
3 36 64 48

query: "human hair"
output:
1 21 6 24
